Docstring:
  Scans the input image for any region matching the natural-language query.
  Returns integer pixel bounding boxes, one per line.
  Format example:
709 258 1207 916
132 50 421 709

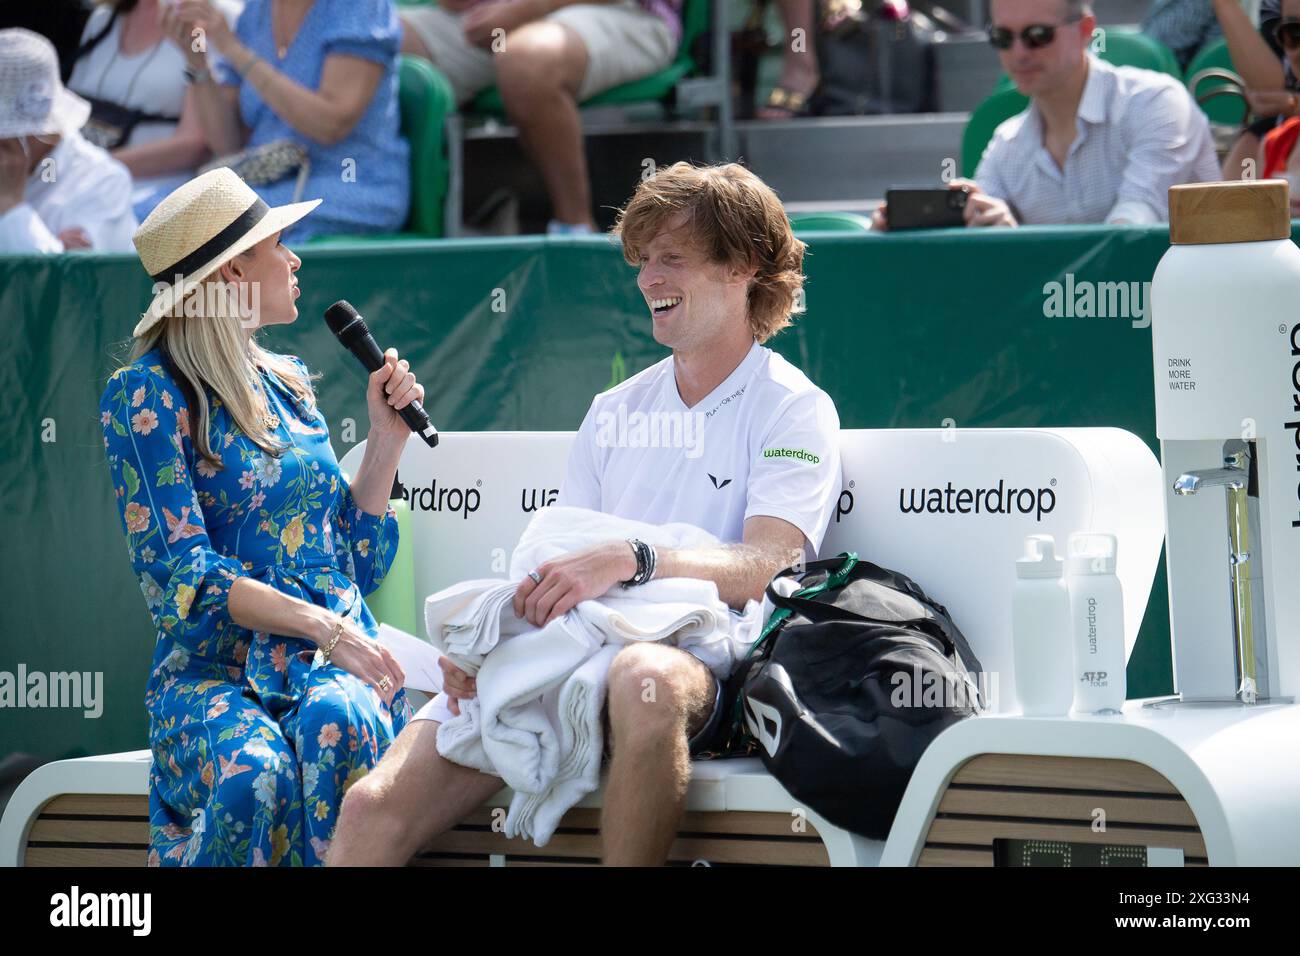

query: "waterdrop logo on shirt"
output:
762 446 821 464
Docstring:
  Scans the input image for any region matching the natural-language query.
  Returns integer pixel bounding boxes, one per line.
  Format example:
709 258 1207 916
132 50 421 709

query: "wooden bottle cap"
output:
1169 180 1290 245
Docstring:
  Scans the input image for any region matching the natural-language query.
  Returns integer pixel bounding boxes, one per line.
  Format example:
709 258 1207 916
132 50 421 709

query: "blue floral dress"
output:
99 347 410 866
212 0 410 240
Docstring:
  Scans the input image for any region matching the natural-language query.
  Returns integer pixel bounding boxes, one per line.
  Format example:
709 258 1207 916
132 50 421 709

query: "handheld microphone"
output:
324 300 439 448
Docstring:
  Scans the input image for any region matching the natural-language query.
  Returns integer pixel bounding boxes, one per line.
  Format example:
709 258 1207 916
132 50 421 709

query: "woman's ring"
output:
528 569 543 584
378 675 393 692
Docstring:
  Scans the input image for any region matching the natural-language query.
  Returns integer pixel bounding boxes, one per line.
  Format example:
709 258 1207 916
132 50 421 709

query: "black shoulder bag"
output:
712 552 985 840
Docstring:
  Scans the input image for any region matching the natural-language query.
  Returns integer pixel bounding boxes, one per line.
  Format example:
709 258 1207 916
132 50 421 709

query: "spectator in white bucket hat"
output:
0 27 137 253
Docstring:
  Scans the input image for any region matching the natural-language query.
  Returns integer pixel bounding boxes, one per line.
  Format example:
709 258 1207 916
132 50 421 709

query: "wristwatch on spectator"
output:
183 65 213 85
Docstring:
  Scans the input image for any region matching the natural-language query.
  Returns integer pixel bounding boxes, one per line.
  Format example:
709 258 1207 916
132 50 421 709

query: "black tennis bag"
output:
736 553 985 840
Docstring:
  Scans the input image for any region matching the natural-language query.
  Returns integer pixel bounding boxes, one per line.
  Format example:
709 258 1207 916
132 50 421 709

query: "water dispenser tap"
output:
1173 440 1267 703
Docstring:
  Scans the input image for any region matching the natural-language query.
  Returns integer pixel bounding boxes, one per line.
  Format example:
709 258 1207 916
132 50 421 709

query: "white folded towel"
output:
581 577 736 678
424 579 525 669
508 506 722 581
507 643 622 844
475 613 603 794
421 505 757 847
432 696 492 774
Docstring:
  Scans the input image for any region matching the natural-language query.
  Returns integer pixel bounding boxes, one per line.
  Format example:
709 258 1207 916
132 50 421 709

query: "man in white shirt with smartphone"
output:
329 161 843 867
874 0 1218 229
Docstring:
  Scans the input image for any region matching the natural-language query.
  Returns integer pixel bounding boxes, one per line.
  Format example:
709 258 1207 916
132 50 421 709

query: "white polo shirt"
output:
557 340 842 557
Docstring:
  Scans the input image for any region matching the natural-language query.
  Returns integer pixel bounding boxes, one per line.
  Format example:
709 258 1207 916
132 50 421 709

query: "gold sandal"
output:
761 84 814 118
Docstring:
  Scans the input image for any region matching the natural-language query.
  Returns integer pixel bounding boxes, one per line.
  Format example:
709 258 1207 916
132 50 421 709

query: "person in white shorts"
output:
399 0 678 235
329 162 843 867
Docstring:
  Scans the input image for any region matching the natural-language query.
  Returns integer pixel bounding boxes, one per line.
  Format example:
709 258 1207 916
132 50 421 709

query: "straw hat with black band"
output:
132 167 320 338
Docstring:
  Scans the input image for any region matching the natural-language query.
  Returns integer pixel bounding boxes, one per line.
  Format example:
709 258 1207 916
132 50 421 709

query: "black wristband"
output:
621 538 655 588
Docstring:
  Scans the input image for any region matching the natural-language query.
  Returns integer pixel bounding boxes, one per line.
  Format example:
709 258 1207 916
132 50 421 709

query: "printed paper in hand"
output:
375 623 445 693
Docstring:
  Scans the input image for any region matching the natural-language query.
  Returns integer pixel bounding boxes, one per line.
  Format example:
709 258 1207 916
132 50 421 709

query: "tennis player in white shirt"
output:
330 161 843 867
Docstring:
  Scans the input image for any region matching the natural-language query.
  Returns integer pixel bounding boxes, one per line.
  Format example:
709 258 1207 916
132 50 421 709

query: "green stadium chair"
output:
1098 30 1181 78
440 0 734 236
961 87 1031 178
1184 37 1236 86
1185 39 1248 127
310 54 456 242
789 211 874 232
969 31 1184 177
396 54 455 237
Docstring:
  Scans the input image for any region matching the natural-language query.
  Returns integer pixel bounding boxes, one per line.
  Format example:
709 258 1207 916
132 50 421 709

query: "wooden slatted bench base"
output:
25 794 150 867
917 754 1208 866
414 808 829 866
21 795 829 867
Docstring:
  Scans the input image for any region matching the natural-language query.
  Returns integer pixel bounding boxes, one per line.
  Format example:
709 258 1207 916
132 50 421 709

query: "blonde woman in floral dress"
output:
99 167 423 865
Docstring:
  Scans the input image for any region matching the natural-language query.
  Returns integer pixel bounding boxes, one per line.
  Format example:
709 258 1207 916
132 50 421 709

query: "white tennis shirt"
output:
557 340 843 557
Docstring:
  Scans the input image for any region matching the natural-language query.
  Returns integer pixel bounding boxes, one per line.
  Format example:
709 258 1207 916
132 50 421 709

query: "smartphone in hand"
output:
883 186 970 231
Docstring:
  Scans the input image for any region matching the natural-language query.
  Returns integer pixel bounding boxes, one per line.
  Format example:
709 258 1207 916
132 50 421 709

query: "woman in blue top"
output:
160 0 409 239
100 167 424 865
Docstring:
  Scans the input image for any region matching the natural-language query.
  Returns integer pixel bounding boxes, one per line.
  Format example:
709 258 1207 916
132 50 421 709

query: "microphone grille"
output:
324 300 362 337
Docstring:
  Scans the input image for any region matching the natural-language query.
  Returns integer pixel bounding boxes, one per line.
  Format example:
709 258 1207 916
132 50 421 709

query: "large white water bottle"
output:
1151 179 1300 703
1066 533 1127 714
1012 535 1074 716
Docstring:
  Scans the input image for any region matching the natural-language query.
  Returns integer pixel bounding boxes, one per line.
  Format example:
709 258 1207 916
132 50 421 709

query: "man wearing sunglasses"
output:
940 0 1218 227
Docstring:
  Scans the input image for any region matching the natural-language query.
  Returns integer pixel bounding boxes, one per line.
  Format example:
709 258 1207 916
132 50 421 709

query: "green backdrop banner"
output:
0 224 1222 761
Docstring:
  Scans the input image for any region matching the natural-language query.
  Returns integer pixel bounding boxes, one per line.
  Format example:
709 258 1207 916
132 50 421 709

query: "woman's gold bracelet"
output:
237 47 258 75
247 58 263 90
321 616 345 662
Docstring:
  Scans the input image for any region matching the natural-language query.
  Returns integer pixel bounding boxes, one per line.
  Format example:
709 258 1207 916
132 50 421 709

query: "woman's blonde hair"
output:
612 162 807 343
124 273 316 471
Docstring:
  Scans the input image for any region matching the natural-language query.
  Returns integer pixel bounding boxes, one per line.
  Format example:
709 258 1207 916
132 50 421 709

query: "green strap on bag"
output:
698 553 861 760
745 551 860 660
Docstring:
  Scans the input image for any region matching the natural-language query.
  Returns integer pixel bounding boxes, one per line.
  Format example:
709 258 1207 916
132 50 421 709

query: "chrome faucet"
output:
1172 462 1246 496
1173 440 1267 703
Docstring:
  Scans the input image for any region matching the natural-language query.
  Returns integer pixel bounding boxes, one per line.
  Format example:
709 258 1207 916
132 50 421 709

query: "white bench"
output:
1 427 1165 866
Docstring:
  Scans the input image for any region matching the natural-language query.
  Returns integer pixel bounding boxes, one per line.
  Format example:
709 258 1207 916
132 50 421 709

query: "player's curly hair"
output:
612 162 806 344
